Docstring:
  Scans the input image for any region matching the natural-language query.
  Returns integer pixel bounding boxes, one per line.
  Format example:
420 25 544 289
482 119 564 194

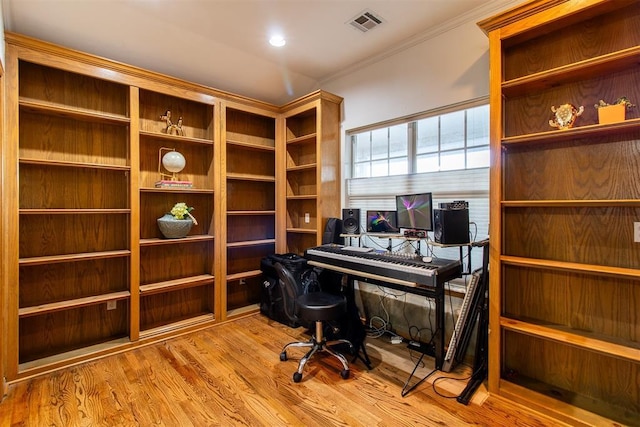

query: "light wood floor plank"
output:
0 313 566 426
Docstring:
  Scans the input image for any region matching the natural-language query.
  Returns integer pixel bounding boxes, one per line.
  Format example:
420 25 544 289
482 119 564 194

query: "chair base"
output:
280 320 353 382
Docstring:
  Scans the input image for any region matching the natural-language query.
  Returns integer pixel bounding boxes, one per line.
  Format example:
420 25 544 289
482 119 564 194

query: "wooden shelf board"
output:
502 118 640 145
497 380 629 427
20 208 130 214
286 163 317 172
500 255 640 279
226 270 262 282
226 304 260 320
286 195 317 200
500 317 640 363
20 97 130 125
140 274 214 296
227 239 276 248
502 46 640 97
19 250 131 266
502 199 640 207
139 314 215 339
287 133 316 145
19 291 130 318
139 129 212 146
139 187 214 194
19 157 130 171
227 210 275 216
286 228 317 234
226 138 275 152
226 173 275 182
140 235 214 246
18 337 132 377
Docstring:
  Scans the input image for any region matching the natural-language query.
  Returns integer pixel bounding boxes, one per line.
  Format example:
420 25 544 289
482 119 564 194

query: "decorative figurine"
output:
159 110 185 136
549 103 584 130
160 109 174 133
174 117 185 136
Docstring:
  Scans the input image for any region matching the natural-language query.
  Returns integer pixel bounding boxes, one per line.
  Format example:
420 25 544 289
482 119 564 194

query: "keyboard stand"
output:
401 342 438 397
402 363 436 397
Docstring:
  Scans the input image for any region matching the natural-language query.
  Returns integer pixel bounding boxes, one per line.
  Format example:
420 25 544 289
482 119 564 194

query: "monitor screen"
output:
366 210 399 233
395 193 434 231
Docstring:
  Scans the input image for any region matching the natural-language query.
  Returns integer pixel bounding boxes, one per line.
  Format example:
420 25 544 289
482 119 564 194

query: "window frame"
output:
348 97 489 178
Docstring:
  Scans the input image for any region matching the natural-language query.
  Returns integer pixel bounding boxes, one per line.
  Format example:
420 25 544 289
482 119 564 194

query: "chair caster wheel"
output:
340 369 350 379
280 352 287 361
293 372 302 383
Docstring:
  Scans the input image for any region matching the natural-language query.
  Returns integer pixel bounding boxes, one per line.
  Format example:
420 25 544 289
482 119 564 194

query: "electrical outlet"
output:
304 213 310 223
634 222 640 243
106 300 117 310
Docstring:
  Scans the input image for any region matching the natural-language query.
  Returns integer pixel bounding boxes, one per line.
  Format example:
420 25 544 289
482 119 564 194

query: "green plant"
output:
170 202 198 224
594 97 636 110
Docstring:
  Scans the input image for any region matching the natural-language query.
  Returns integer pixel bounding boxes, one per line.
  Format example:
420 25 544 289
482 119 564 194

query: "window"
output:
353 123 408 177
350 103 489 178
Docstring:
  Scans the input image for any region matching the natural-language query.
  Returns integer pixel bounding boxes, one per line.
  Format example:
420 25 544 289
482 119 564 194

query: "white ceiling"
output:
2 0 520 105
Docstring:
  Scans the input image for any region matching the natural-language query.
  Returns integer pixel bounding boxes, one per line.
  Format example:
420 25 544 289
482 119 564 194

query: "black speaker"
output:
342 208 361 235
433 208 470 244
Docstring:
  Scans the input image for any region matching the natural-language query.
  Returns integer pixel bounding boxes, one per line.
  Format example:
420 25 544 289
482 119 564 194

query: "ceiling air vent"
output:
349 10 384 32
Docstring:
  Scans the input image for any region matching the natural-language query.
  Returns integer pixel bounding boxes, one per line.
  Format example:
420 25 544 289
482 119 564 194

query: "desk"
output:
304 244 462 396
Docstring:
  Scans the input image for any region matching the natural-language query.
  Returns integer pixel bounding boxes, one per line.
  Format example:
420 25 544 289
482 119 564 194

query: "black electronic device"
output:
439 200 469 210
366 210 399 233
395 193 434 231
342 208 361 234
403 229 427 238
433 208 470 244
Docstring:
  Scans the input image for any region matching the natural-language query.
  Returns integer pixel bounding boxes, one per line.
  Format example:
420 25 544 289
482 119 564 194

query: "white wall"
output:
320 3 516 190
323 19 492 133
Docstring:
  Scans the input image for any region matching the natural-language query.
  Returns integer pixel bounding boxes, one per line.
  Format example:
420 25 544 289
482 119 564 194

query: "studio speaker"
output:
342 208 361 235
433 208 470 244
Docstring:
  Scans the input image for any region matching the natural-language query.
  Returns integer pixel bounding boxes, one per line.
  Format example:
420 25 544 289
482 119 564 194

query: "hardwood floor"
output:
0 313 565 426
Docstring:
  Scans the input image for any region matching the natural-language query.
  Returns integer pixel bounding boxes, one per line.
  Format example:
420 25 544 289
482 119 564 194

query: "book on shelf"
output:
155 180 193 188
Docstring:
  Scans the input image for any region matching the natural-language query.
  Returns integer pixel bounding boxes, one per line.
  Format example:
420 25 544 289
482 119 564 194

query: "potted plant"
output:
157 202 198 239
594 97 636 124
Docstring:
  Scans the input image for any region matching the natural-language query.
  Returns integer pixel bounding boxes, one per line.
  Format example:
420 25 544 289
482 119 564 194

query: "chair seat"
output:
296 292 346 321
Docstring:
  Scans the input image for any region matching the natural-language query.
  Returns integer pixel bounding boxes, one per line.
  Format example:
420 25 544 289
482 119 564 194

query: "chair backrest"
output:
322 217 344 245
274 262 300 322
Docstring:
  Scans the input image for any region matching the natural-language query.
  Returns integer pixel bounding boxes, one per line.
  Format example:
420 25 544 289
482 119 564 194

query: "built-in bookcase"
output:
3 32 341 381
280 94 342 254
138 89 216 335
223 104 277 314
14 59 131 367
479 1 640 424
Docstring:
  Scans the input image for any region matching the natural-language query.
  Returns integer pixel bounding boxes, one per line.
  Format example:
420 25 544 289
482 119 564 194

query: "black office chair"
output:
275 262 353 382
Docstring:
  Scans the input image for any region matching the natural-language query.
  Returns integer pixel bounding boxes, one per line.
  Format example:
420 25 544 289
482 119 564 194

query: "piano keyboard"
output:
305 244 461 288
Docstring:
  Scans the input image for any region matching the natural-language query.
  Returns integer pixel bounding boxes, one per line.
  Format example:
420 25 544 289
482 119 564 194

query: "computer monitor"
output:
366 210 399 233
395 192 434 231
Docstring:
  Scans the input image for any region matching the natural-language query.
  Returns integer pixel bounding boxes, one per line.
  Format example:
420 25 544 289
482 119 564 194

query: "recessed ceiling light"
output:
269 35 286 47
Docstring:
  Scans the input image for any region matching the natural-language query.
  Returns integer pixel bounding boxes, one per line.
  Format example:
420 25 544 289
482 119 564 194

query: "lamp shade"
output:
162 151 186 173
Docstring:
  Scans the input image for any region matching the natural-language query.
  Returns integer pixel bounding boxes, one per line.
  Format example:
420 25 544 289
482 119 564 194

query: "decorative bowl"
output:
157 213 193 239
